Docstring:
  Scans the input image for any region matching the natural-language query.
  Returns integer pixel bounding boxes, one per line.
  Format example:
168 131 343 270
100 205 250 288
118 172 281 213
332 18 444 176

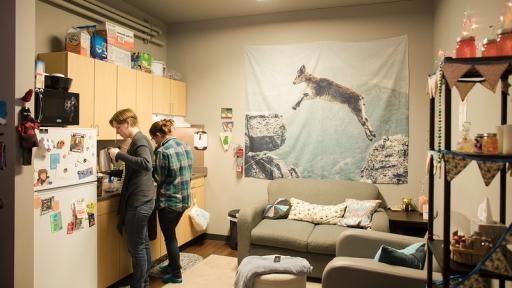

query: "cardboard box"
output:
91 32 107 60
107 44 131 68
77 25 107 60
65 28 90 57
131 52 152 73
99 22 134 52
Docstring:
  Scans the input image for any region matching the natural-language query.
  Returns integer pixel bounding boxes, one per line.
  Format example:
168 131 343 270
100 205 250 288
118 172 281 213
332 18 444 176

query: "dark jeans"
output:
125 200 155 288
158 207 184 278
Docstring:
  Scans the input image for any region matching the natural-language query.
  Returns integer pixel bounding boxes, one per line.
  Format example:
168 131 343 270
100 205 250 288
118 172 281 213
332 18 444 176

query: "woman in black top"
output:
108 108 155 288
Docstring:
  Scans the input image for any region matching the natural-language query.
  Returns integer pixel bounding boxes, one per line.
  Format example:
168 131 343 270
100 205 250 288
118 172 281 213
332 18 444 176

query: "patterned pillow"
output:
263 198 291 219
288 198 347 225
340 198 382 228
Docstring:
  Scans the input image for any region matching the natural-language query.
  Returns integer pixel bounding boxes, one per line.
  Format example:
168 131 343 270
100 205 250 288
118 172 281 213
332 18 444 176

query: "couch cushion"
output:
267 179 379 205
307 224 351 255
251 219 315 252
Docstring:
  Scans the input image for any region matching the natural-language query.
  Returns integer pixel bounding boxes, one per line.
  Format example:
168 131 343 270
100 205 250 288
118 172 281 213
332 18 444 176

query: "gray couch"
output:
322 229 442 288
237 179 389 278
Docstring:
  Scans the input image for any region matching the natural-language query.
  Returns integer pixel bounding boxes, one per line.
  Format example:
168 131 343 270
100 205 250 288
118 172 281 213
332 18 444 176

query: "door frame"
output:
0 0 16 287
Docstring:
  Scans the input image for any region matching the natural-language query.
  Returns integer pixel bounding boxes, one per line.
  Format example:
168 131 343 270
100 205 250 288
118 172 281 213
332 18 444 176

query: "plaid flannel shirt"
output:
155 137 193 211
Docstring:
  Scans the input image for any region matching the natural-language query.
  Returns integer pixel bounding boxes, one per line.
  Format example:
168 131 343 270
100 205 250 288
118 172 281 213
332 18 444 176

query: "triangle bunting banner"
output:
475 64 508 93
443 63 471 88
427 74 437 98
476 161 504 186
444 154 472 181
454 82 476 102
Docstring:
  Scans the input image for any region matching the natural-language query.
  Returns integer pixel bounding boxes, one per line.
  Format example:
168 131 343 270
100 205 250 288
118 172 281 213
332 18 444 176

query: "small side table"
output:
386 209 428 237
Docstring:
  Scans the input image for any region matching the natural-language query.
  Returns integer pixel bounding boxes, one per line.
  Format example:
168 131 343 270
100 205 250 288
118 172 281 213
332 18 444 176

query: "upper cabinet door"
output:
170 80 187 116
38 52 95 129
67 53 95 129
117 66 137 111
94 60 117 140
152 76 171 115
136 71 153 136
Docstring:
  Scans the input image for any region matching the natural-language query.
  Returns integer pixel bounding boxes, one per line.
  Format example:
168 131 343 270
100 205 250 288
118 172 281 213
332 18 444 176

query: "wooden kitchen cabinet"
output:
152 76 171 115
37 52 94 129
94 60 117 140
136 71 154 135
97 197 121 288
117 66 137 112
160 177 206 256
170 80 187 116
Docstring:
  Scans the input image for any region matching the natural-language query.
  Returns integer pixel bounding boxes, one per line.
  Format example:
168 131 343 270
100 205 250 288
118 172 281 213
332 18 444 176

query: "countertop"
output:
97 171 207 202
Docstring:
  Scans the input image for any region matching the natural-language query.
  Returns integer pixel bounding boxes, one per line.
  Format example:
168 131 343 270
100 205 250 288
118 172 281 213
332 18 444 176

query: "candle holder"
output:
497 28 512 56
482 38 497 57
455 36 477 58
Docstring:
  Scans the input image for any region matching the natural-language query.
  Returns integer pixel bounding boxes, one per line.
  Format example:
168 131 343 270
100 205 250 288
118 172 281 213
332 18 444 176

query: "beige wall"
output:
36 1 167 62
15 0 35 287
168 0 434 235
433 1 512 236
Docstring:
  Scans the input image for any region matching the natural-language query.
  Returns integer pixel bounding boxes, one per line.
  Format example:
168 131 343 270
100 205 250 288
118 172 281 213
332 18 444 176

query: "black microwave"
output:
35 89 79 126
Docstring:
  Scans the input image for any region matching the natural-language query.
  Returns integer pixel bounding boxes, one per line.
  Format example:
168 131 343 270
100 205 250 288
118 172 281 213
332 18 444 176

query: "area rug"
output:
163 255 321 288
150 252 203 278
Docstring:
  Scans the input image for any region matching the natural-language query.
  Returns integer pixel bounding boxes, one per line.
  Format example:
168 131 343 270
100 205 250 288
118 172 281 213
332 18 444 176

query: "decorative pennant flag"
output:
454 81 476 101
444 154 472 181
475 63 509 93
427 74 438 98
476 161 504 186
481 80 498 93
443 63 472 88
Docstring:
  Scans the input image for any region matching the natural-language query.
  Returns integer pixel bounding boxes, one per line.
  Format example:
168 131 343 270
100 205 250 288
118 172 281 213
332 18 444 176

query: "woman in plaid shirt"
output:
149 119 193 284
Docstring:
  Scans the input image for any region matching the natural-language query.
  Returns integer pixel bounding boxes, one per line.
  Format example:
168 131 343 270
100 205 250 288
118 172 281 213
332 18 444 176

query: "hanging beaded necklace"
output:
435 65 444 175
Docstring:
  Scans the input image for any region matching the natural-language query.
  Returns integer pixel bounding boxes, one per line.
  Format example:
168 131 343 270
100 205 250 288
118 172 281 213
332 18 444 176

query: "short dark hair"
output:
109 108 138 127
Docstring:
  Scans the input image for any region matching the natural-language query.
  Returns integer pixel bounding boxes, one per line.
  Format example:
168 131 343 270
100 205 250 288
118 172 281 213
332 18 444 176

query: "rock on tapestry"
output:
244 36 409 183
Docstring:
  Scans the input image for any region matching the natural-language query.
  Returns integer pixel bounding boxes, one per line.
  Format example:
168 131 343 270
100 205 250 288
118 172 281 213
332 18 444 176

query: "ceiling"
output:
115 0 405 24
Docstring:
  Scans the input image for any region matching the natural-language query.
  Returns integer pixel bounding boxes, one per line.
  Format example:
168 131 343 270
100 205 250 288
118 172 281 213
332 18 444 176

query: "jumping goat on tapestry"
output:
292 64 376 141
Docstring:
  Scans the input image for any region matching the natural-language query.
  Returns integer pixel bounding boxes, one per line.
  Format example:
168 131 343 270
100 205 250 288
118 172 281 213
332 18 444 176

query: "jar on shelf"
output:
474 133 484 153
482 133 499 154
456 121 474 152
497 29 512 56
481 38 497 57
455 36 477 58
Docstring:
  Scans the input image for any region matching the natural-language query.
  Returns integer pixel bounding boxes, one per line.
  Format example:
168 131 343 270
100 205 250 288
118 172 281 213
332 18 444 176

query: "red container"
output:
497 29 512 56
481 38 497 57
455 36 477 58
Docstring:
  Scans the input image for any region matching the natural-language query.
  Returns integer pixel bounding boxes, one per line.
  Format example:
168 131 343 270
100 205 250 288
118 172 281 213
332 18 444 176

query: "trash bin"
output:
228 209 240 250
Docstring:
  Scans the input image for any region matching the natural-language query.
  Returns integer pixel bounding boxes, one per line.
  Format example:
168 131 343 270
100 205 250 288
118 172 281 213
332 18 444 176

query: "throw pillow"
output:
287 198 347 225
263 198 291 219
340 198 381 228
374 242 426 270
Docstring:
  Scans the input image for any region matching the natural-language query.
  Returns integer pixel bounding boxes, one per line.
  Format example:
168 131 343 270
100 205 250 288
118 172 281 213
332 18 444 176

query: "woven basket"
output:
450 244 488 265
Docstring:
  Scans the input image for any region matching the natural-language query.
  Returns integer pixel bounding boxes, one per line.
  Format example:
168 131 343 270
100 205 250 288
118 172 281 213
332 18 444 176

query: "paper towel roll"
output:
496 125 504 153
502 124 512 154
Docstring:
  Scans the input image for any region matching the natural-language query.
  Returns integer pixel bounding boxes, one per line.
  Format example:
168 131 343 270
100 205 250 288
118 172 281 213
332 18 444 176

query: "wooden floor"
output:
149 239 237 287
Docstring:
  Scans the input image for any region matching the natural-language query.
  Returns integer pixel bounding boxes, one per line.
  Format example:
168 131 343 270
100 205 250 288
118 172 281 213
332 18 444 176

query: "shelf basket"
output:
450 244 490 265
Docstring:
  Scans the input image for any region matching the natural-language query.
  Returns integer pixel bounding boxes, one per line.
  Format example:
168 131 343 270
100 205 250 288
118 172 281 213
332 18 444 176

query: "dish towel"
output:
234 255 312 288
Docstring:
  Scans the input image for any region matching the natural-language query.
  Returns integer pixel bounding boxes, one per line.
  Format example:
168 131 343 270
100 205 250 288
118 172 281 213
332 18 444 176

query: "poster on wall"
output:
244 36 409 183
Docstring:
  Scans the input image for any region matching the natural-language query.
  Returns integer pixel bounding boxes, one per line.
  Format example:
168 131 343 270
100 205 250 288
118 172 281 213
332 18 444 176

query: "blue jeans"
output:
125 200 155 288
158 207 184 278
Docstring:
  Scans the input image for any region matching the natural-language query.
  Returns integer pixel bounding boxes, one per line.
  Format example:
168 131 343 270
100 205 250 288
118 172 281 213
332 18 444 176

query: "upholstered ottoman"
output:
253 273 307 288
235 255 312 288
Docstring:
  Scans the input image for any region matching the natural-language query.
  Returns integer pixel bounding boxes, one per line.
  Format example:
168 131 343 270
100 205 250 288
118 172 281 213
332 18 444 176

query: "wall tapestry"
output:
244 36 409 183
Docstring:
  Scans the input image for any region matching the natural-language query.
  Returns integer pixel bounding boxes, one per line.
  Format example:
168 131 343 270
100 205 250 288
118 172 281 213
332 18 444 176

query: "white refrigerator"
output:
33 127 97 288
